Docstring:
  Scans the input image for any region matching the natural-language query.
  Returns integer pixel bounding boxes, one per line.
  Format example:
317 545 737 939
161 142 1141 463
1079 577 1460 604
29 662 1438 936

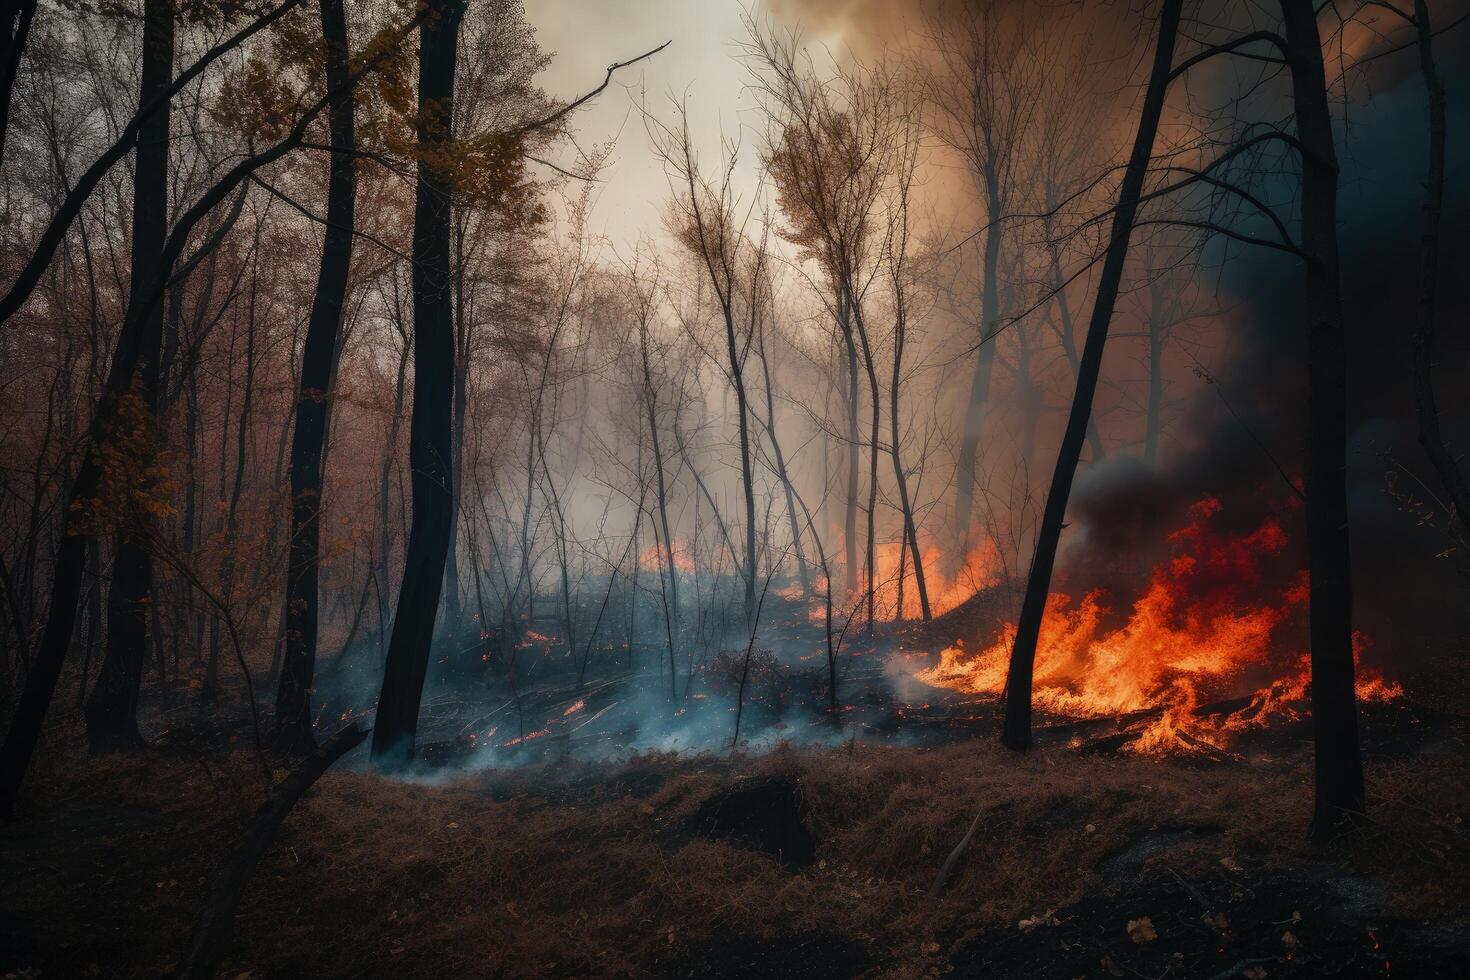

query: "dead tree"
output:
84 0 173 752
1001 0 1183 750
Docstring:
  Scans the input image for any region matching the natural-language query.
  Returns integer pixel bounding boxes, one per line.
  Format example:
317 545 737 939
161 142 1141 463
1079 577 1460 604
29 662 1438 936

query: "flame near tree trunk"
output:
916 497 1399 753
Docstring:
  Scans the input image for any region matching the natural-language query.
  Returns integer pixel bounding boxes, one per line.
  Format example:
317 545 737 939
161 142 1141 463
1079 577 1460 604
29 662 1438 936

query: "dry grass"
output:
4 704 1468 979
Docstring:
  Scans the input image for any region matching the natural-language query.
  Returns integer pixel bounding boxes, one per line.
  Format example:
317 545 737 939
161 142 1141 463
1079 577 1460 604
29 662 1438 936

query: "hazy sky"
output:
523 1 774 254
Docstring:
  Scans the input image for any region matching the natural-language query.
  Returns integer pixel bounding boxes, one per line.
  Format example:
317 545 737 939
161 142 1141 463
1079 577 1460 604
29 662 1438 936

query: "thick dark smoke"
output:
1062 40 1470 654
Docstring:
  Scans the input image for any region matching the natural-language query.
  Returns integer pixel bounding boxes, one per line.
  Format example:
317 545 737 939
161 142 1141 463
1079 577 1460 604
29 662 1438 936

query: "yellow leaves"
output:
1126 916 1157 944
1219 855 1243 872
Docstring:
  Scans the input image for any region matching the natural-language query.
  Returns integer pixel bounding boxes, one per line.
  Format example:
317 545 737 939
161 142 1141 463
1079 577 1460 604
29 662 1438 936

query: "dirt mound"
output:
677 774 817 871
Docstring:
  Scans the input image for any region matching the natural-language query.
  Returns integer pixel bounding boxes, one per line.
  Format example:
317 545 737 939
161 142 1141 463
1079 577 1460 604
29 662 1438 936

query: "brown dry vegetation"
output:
4 701 1469 979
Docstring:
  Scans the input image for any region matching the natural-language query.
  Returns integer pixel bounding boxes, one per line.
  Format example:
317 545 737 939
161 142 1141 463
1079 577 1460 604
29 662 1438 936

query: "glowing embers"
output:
915 497 1399 754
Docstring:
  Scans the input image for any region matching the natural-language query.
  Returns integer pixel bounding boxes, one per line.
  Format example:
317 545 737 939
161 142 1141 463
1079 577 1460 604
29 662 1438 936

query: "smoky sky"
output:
1063 30 1470 649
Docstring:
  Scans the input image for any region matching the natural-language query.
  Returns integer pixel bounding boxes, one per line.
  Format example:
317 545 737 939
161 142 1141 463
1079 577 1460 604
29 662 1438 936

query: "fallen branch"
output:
930 810 985 896
180 722 369 980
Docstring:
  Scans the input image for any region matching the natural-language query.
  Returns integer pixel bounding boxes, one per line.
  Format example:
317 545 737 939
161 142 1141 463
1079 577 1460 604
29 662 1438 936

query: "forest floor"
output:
4 656 1470 980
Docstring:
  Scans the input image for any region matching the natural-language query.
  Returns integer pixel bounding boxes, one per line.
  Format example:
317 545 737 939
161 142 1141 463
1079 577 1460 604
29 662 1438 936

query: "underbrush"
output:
2 709 1468 978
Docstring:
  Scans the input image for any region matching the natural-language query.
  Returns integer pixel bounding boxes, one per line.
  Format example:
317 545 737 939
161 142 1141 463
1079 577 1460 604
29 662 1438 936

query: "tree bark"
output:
0 0 36 171
84 0 173 753
1408 0 1470 543
0 0 301 328
275 0 357 756
1001 0 1182 751
370 0 465 770
1280 0 1366 838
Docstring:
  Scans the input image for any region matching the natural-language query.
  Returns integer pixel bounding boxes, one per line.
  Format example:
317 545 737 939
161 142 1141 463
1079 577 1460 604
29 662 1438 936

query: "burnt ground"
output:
3 676 1469 979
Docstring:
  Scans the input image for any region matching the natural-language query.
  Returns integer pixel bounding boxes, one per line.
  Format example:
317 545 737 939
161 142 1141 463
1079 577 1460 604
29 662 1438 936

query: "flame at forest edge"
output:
914 498 1400 753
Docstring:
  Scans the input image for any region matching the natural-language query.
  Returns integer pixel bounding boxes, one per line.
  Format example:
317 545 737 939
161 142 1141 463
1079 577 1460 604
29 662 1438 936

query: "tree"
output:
370 0 467 770
1001 0 1184 750
274 0 357 756
82 0 173 752
926 1 1044 568
1279 0 1364 837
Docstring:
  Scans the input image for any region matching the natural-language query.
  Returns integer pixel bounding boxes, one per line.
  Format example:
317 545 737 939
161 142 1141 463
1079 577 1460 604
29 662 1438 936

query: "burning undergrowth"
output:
912 495 1401 755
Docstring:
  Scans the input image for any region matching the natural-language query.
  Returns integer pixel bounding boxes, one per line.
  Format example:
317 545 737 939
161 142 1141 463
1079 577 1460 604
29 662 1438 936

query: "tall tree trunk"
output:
83 0 173 753
639 325 680 636
370 0 465 770
1001 0 1182 751
0 0 36 170
378 333 410 661
1280 0 1365 838
852 292 881 629
949 166 1003 567
0 9 380 808
839 296 860 597
1408 0 1470 542
1047 249 1106 462
756 318 813 602
889 301 931 621
275 0 357 755
719 305 757 623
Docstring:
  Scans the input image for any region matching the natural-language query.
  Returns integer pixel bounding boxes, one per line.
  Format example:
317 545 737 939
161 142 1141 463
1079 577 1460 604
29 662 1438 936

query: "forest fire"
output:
871 535 1004 621
915 498 1401 753
3 0 1467 976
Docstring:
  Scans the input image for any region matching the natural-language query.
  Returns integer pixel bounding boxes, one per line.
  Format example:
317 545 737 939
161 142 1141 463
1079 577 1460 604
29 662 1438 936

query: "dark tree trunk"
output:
0 0 299 328
84 0 173 754
889 288 930 620
1280 0 1365 838
0 2 393 812
1001 0 1182 751
275 0 357 756
370 0 465 770
1408 0 1470 543
0 0 36 170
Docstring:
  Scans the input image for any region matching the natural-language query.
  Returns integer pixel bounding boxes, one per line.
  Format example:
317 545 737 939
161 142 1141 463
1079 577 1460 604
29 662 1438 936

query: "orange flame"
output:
915 497 1399 752
639 540 696 576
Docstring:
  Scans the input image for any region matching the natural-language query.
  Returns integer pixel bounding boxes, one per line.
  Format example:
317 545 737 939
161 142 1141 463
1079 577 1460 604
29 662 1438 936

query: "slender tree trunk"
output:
1408 0 1470 542
275 0 357 755
378 330 410 661
852 293 881 630
370 0 465 769
1001 0 1182 751
1144 281 1166 465
756 319 813 601
1280 0 1366 837
839 297 860 597
1048 249 1106 462
950 168 1003 566
84 0 173 753
640 327 680 635
889 305 930 621
716 305 758 622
